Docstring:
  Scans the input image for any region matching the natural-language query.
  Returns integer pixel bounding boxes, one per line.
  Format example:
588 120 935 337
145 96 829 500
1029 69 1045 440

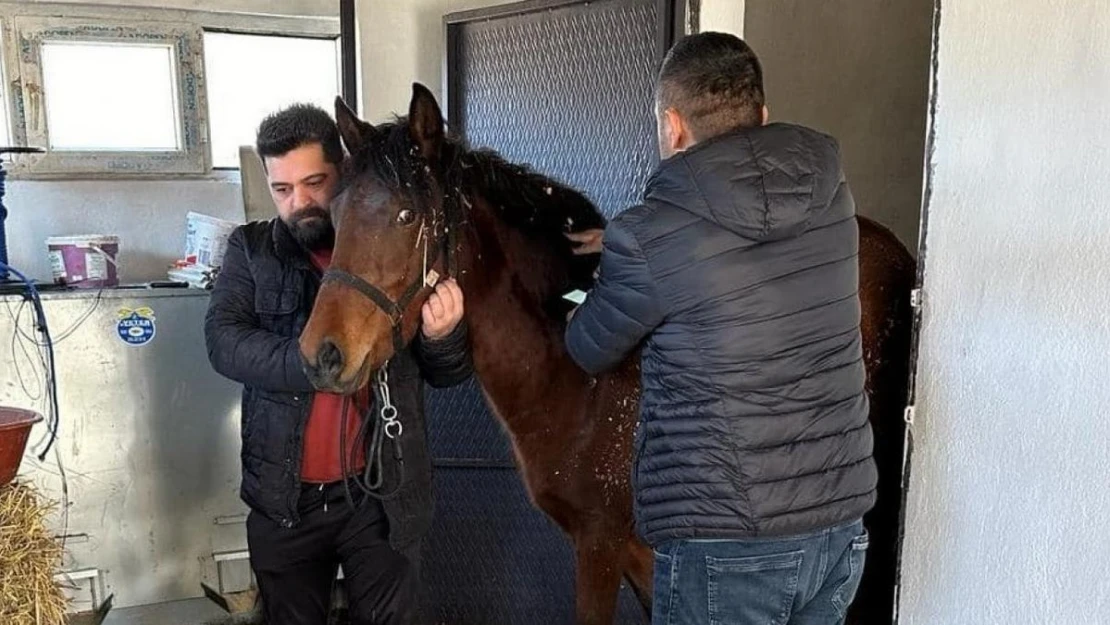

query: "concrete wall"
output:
741 0 933 250
898 1 1110 623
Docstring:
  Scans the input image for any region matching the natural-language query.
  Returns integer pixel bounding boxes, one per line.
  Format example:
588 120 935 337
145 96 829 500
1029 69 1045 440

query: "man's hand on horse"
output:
422 278 465 340
566 228 604 255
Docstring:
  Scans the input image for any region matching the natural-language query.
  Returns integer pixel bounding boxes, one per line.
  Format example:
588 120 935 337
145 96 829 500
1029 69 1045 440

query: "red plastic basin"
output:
0 407 43 487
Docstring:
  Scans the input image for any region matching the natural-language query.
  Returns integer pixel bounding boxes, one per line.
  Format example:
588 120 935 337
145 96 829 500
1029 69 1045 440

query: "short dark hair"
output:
656 32 765 141
255 103 344 166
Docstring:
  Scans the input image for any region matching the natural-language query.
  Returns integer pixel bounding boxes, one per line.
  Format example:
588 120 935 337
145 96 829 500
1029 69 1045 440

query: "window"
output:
203 32 341 169
40 41 180 151
11 16 207 175
0 6 343 177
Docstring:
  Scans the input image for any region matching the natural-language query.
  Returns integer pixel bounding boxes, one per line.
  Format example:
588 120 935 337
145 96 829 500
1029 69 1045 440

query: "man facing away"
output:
565 33 875 625
205 104 472 625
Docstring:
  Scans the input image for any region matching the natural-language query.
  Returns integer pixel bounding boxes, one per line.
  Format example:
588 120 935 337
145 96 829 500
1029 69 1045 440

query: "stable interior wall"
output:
698 0 743 37
741 0 933 250
2 0 336 284
898 1 1110 623
6 179 245 283
359 0 745 123
359 0 514 123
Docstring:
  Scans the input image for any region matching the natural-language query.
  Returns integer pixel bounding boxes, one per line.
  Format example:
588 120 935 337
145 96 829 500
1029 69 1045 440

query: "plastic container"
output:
185 212 239 268
0 407 43 487
46 234 120 288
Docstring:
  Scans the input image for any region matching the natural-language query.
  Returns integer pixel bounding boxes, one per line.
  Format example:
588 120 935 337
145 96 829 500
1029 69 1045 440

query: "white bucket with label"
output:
46 235 120 288
185 212 239 268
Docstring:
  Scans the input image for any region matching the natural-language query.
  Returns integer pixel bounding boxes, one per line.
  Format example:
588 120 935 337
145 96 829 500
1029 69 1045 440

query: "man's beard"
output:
285 206 335 252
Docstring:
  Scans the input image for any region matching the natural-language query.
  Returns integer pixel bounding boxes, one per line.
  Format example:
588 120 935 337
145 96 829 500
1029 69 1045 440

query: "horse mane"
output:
345 117 607 292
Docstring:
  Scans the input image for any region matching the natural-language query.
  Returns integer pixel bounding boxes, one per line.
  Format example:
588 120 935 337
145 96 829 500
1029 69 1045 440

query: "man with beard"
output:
204 104 471 625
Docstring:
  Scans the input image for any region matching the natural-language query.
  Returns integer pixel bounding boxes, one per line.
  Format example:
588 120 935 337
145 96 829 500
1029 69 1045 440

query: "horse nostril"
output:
318 340 345 379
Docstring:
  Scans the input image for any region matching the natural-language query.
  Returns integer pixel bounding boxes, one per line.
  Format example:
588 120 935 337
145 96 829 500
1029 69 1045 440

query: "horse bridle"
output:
322 190 462 503
320 191 460 355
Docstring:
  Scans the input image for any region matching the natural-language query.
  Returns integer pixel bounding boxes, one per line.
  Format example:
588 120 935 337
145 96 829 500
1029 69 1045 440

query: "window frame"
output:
0 20 11 148
12 15 208 176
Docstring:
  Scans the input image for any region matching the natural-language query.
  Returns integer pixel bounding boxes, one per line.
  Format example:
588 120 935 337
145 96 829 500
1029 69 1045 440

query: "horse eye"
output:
397 209 416 225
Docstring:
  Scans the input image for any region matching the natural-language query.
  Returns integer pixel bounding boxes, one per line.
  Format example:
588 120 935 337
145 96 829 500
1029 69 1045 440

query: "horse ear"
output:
335 95 376 155
408 83 444 161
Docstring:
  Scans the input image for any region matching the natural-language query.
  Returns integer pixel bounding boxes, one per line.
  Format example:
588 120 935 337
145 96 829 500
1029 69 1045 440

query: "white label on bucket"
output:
85 250 107 280
48 251 66 280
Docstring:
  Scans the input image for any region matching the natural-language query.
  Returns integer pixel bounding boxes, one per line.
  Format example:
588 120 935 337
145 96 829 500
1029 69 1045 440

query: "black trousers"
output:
247 481 419 625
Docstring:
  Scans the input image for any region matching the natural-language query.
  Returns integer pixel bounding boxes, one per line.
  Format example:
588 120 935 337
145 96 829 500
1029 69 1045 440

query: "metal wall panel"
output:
425 377 513 464
0 289 246 610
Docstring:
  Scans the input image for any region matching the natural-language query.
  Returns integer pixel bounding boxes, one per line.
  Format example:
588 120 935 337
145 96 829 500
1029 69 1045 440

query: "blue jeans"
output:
651 519 868 625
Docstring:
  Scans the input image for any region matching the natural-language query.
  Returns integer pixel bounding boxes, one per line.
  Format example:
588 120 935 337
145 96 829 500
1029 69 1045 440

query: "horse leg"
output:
573 526 628 625
622 538 654 620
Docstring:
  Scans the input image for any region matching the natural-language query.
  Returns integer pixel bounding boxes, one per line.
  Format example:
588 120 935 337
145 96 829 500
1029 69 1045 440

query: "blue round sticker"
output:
117 307 157 346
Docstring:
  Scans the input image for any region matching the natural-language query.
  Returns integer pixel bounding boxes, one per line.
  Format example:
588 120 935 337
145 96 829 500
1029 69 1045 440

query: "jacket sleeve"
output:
565 219 665 375
413 320 473 388
204 228 314 393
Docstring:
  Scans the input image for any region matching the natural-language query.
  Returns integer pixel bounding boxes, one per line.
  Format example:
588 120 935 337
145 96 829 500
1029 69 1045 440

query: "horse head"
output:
300 82 605 393
300 84 455 393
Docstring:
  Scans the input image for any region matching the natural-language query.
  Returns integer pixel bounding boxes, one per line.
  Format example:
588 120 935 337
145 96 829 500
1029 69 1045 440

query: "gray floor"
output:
101 598 258 625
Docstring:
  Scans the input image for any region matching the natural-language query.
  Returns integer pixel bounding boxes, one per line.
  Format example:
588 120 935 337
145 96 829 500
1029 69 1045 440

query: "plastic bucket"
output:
0 408 43 487
185 212 239 268
46 234 120 288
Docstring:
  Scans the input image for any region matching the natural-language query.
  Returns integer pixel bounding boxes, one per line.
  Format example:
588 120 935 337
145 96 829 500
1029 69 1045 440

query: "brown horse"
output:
299 84 915 625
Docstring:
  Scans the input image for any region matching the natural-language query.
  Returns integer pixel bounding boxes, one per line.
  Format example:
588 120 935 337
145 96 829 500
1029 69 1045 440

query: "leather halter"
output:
321 192 460 354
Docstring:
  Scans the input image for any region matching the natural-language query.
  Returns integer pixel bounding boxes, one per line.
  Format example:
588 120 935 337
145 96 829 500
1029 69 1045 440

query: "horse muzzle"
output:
302 339 373 394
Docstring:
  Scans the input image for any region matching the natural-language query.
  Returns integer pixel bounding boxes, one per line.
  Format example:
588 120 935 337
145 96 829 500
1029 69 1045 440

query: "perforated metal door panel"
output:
453 0 661 219
422 1 664 623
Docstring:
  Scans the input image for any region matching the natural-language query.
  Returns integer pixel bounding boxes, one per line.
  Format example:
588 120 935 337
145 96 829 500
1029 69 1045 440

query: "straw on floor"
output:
0 481 67 625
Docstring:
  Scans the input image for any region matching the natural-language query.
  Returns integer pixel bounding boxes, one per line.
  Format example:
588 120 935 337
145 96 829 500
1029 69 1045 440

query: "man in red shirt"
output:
206 103 471 625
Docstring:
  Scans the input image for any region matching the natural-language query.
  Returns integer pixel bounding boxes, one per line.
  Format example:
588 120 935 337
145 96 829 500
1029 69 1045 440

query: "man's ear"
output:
664 108 690 153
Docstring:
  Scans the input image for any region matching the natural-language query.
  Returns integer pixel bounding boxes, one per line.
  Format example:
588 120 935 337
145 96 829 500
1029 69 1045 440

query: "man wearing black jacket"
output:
205 104 471 625
566 34 874 624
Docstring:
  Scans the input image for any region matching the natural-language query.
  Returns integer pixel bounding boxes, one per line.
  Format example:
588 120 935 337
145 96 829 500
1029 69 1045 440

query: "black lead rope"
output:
340 363 406 510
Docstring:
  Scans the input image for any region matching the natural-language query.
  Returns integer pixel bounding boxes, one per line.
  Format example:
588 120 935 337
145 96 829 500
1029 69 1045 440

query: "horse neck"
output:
455 199 590 440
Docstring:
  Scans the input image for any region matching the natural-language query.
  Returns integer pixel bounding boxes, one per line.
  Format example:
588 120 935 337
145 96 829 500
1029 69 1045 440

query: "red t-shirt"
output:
300 249 369 484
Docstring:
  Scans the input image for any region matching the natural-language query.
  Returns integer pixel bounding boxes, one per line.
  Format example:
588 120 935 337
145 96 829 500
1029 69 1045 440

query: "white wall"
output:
5 179 244 283
358 0 509 122
898 2 1110 624
698 0 743 36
